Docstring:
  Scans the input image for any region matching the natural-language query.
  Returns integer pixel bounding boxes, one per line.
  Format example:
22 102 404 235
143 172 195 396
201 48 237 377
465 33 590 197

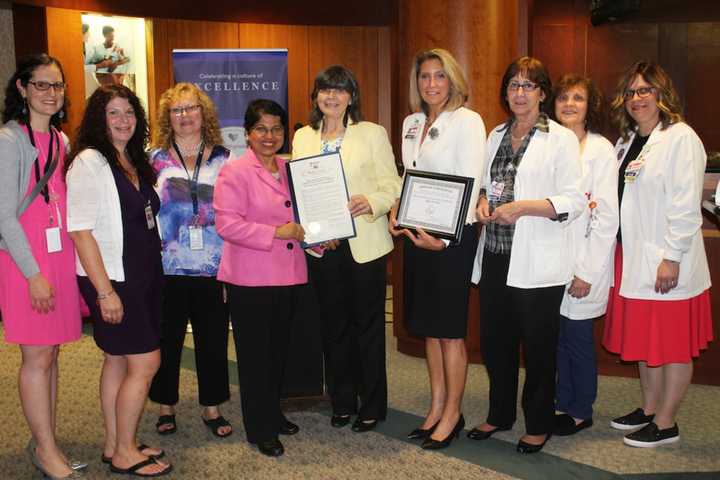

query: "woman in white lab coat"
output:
603 60 712 448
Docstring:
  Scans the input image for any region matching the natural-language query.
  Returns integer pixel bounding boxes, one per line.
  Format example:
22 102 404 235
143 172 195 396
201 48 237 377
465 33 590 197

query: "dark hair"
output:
102 26 114 36
2 53 68 127
308 65 362 130
244 98 288 131
66 84 155 185
500 56 552 117
551 74 604 133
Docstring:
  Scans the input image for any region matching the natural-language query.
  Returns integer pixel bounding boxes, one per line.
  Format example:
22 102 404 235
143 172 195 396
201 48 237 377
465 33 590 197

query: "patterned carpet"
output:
0 317 718 479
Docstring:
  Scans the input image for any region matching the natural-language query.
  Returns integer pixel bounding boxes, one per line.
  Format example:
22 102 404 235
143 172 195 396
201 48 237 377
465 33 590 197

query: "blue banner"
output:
172 49 288 155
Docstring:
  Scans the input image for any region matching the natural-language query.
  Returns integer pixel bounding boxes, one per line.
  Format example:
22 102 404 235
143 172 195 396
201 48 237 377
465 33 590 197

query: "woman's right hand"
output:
476 196 493 225
28 273 54 314
99 293 124 324
275 222 305 242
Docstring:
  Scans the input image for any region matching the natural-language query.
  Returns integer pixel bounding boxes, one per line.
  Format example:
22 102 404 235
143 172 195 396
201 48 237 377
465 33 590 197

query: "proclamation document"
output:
287 152 356 247
396 170 474 243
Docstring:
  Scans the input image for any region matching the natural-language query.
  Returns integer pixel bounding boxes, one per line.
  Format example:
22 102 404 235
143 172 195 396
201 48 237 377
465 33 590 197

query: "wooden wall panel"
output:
44 7 83 140
686 23 720 153
237 23 309 144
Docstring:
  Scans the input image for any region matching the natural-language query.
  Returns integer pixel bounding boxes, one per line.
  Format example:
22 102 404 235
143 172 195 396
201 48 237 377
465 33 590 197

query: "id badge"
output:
189 225 204 250
144 203 156 230
624 159 645 184
489 180 505 201
46 227 62 253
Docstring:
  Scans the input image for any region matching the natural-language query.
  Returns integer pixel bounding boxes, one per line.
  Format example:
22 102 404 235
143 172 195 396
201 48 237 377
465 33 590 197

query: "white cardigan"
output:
560 133 619 319
472 119 585 288
66 149 125 281
615 122 711 300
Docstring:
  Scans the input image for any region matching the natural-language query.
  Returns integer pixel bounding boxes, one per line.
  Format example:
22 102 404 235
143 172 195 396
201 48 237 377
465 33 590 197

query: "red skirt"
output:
602 246 713 366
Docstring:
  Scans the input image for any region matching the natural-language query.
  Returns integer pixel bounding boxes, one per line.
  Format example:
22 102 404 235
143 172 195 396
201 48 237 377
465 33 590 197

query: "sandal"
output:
102 444 165 464
109 457 172 477
155 415 176 435
202 415 233 438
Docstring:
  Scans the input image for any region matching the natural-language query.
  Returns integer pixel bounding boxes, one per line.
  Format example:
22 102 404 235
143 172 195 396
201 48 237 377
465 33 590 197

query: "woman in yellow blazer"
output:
292 65 401 432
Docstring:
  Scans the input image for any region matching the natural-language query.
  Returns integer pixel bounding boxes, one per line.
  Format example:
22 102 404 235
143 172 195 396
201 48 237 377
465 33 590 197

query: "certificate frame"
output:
396 169 474 243
286 151 357 248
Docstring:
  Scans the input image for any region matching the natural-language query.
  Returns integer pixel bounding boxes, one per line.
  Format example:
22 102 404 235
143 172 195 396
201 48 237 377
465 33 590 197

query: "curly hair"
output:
66 84 156 185
152 82 222 151
308 65 363 130
408 48 469 115
2 53 68 127
551 74 605 133
499 56 552 117
610 60 683 141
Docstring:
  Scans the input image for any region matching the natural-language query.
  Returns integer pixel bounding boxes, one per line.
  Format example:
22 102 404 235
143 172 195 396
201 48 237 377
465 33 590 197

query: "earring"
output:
57 110 65 119
22 99 28 115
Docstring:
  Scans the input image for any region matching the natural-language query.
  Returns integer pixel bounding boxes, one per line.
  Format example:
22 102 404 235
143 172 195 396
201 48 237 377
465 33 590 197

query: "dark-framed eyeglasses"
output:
170 104 202 117
28 80 66 92
507 81 539 92
623 86 655 101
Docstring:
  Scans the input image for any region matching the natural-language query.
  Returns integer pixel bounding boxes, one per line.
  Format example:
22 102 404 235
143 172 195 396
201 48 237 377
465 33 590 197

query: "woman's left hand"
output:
568 276 592 298
348 195 373 217
404 227 446 251
655 259 680 294
490 201 525 225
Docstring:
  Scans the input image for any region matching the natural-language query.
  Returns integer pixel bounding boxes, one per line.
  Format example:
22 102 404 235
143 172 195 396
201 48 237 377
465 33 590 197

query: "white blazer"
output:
400 107 486 225
560 132 619 319
472 118 585 288
615 122 711 300
66 149 125 281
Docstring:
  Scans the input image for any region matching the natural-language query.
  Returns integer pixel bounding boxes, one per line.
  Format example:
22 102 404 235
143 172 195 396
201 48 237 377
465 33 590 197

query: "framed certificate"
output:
286 151 356 248
396 169 474 243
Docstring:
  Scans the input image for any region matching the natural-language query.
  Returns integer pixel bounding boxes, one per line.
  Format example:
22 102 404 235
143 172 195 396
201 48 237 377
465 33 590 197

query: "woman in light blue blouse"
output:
148 83 233 438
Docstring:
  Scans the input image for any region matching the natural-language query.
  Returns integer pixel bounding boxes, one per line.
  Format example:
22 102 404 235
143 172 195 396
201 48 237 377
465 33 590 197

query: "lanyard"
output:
26 123 58 204
172 141 204 216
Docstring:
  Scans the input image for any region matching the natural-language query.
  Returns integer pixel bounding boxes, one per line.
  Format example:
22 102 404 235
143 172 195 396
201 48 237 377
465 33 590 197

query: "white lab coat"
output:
615 121 711 300
472 118 585 288
560 132 619 319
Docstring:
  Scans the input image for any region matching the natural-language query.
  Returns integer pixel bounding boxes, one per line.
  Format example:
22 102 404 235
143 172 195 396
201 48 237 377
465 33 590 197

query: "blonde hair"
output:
152 82 223 151
610 61 683 141
408 49 468 114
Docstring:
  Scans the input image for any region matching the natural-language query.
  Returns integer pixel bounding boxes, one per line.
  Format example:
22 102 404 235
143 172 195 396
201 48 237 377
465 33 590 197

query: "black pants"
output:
479 250 564 435
227 284 300 443
308 241 388 420
149 275 230 406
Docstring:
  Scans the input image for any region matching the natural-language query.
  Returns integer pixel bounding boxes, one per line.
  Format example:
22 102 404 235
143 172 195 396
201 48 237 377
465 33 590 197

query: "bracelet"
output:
96 289 115 301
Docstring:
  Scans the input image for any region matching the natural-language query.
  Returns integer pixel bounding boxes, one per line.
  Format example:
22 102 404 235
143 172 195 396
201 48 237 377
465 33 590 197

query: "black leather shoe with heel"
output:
421 415 465 450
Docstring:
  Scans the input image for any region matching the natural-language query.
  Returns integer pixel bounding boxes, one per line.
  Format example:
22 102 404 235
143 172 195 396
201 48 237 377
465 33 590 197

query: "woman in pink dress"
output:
0 54 83 478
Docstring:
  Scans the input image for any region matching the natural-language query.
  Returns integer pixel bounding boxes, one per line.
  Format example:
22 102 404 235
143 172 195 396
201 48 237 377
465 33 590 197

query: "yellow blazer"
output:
291 120 401 264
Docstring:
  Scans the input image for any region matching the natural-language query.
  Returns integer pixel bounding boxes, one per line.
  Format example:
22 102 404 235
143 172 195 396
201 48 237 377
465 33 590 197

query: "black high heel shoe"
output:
407 420 440 440
516 433 551 454
421 415 465 450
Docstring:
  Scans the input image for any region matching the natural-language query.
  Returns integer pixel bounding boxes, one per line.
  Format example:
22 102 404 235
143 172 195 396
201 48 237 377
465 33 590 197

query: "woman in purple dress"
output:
66 85 171 477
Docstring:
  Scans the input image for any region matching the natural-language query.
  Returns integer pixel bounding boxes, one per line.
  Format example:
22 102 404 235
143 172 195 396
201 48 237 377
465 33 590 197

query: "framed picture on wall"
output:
81 13 149 109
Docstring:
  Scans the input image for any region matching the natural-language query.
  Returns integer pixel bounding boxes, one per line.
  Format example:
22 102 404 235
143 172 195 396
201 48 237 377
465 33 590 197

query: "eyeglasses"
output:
507 81 539 92
170 104 201 117
623 86 655 101
251 125 285 137
28 80 66 92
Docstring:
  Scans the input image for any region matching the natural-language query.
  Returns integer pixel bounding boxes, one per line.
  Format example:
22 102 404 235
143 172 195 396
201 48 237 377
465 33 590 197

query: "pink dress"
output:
0 128 81 345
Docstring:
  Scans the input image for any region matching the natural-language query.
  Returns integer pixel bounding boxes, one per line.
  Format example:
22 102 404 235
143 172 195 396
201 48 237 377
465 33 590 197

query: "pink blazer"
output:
213 149 307 287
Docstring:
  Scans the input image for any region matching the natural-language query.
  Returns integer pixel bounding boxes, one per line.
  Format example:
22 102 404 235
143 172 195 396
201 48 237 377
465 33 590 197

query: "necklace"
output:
175 139 203 158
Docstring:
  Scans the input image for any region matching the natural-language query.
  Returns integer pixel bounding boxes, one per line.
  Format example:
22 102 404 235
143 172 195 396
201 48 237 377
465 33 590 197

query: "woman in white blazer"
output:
292 66 401 433
551 74 619 437
391 48 486 450
469 57 585 454
602 61 712 448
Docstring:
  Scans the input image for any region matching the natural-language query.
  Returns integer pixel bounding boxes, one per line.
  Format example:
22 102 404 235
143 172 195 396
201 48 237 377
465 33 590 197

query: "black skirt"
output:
403 224 479 339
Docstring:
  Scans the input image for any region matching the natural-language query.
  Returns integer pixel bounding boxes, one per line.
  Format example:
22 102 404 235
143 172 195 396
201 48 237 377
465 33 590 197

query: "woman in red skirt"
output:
603 60 713 448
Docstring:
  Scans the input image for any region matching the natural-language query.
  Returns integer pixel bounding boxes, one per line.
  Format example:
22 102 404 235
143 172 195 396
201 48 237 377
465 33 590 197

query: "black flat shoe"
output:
421 415 465 450
516 434 551 454
467 425 512 441
407 420 440 440
351 418 378 433
280 420 299 435
553 414 593 436
257 439 284 457
331 414 351 428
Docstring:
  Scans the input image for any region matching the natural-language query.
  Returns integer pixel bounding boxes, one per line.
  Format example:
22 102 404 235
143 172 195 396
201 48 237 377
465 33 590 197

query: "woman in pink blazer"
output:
213 99 305 457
